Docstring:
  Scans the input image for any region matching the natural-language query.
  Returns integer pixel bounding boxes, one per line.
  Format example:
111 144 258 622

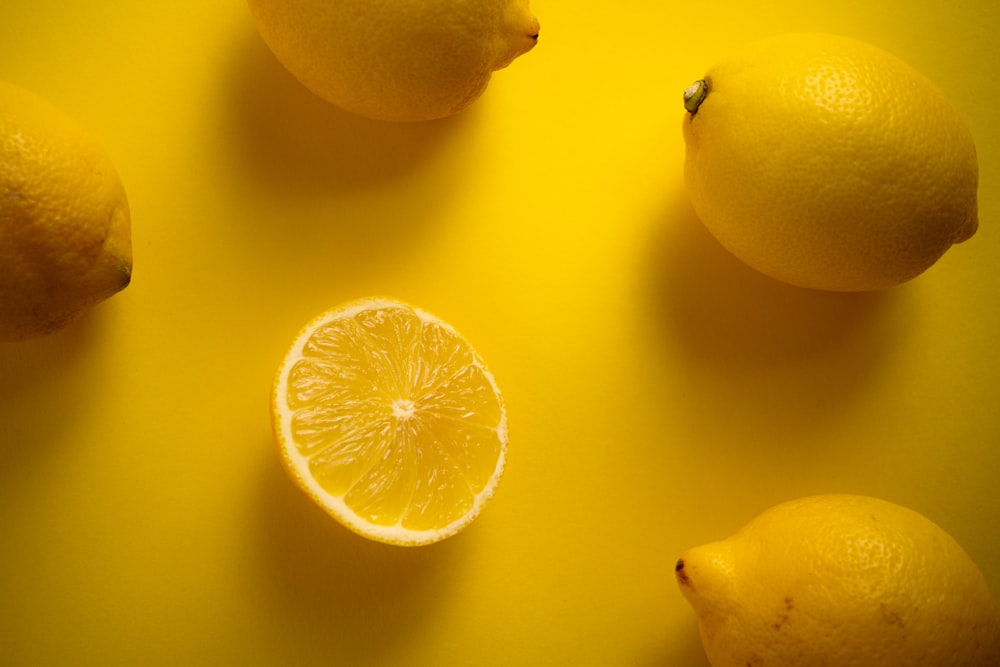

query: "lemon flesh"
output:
271 298 507 546
682 33 978 292
247 0 540 122
0 80 132 340
676 494 1000 666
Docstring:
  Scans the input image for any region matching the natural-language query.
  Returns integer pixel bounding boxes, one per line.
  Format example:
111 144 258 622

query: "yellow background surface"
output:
2 1 998 665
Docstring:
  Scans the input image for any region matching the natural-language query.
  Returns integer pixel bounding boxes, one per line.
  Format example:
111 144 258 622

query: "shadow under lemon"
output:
641 616 712 667
223 27 486 303
644 190 913 437
0 305 113 469
253 444 466 664
228 28 480 196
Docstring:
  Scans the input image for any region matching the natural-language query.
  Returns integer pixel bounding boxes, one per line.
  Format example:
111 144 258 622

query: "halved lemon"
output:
270 297 508 546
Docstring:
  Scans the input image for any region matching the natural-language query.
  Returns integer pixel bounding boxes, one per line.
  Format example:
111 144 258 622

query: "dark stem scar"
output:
675 558 690 586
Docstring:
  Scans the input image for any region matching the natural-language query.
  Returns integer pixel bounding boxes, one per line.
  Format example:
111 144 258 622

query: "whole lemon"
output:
675 494 1000 666
1 81 132 340
246 0 540 122
681 33 978 292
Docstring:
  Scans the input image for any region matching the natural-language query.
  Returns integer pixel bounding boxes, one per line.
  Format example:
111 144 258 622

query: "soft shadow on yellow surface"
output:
0 308 110 467
254 447 466 664
645 616 711 667
228 29 478 194
216 27 484 306
655 192 897 366
644 191 913 437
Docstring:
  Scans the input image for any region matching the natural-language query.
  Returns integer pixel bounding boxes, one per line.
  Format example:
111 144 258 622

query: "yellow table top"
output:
2 1 998 664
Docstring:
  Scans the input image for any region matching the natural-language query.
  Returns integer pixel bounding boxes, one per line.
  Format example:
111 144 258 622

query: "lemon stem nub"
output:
675 558 690 586
684 80 709 115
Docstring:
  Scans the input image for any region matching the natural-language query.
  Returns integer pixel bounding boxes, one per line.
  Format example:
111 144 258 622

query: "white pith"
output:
272 297 508 546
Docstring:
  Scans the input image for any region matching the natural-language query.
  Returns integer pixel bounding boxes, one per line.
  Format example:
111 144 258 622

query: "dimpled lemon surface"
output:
682 33 978 292
246 0 540 122
676 495 1000 666
0 80 132 340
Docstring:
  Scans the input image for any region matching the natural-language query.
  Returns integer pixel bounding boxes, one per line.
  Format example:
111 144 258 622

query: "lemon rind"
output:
271 296 508 546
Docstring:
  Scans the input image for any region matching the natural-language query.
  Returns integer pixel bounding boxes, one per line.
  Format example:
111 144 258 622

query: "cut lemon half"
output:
271 297 508 546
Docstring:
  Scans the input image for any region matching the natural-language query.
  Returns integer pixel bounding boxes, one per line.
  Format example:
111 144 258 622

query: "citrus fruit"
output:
270 297 508 546
675 494 1000 666
0 80 132 340
246 0 540 122
681 33 978 292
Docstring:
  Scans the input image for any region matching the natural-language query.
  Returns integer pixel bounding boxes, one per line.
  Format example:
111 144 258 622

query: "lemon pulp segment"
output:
272 299 507 545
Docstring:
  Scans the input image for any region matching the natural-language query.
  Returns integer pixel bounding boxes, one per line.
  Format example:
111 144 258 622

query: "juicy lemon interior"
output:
280 303 506 535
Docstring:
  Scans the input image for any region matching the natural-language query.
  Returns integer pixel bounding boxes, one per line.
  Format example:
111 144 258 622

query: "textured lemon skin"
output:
246 0 540 122
683 33 978 292
676 494 1000 667
0 81 132 340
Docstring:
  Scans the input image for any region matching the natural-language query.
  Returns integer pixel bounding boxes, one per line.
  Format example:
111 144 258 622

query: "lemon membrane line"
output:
421 407 507 436
337 318 407 400
303 301 503 434
273 298 508 544
296 325 404 404
282 411 499 543
370 405 486 524
311 394 507 529
318 298 459 398
327 298 507 436
409 412 487 500
277 386 506 541
407 361 496 415
281 314 496 470
389 417 422 527
400 358 508 520
405 357 509 490
380 416 458 531
337 415 398 499
291 302 424 412
277 408 446 543
340 311 418 404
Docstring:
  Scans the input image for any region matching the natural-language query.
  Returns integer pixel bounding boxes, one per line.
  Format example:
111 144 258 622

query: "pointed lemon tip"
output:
675 557 691 586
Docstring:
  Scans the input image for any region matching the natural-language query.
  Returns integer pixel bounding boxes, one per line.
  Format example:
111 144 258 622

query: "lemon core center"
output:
392 398 417 420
